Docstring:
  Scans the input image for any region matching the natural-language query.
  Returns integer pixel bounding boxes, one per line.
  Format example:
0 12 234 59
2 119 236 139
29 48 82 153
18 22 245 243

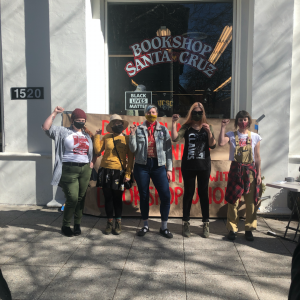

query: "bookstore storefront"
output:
0 0 299 215
107 1 233 119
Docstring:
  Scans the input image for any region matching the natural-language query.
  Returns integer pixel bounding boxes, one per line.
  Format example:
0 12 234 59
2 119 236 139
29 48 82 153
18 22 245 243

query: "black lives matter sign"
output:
125 91 152 110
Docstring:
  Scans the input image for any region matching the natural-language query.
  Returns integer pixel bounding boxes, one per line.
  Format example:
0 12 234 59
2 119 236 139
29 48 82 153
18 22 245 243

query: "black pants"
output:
0 269 12 300
289 238 300 300
103 187 123 218
182 168 210 222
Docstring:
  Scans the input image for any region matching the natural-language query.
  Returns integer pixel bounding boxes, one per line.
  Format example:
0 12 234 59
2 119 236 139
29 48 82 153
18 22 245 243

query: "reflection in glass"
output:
108 2 233 118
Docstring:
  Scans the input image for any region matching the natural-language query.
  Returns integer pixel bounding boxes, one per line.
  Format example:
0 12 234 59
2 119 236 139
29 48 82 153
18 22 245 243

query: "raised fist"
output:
54 106 64 114
202 123 211 134
130 124 137 135
96 129 102 135
172 114 180 123
221 119 230 128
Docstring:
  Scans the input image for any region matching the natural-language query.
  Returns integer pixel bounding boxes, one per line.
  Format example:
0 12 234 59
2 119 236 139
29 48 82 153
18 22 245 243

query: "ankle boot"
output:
183 221 191 238
114 220 122 235
203 222 209 238
74 224 81 236
105 221 113 235
61 226 74 237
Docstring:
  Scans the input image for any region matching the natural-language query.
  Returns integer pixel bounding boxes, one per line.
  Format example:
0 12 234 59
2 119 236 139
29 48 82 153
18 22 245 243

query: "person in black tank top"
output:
171 102 216 238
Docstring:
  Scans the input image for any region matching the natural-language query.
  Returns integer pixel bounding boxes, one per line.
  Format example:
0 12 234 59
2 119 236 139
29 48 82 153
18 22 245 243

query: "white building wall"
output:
252 0 294 213
289 0 300 180
86 0 107 114
0 0 89 205
0 0 53 205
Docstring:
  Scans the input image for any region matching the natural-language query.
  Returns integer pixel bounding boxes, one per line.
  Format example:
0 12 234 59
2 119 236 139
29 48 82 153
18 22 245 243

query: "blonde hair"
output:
183 102 207 126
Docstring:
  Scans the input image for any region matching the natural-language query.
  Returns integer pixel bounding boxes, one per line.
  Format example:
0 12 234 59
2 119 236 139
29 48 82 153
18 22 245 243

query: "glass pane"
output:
108 2 233 118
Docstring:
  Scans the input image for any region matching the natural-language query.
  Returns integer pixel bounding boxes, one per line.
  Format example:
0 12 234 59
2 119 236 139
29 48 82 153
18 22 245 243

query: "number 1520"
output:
11 87 44 100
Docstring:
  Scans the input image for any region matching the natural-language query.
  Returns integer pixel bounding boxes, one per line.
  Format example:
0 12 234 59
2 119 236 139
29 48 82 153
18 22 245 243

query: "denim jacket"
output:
129 121 172 171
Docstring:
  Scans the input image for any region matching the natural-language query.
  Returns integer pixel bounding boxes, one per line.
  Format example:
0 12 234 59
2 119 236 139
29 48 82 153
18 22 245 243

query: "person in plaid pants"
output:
218 111 262 241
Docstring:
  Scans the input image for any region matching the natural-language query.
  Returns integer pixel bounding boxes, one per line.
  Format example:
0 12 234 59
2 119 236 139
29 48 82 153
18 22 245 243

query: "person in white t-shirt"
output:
218 110 262 241
42 107 94 237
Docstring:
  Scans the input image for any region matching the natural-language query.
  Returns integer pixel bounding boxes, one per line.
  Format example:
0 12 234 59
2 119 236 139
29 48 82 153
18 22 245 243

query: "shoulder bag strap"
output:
234 131 239 147
112 134 125 171
247 130 251 144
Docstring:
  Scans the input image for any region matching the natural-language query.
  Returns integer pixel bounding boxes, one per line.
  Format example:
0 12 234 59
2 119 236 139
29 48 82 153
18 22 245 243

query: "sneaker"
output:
61 226 74 237
203 222 209 238
137 226 149 236
160 228 173 239
114 220 122 235
183 221 191 238
245 231 254 241
228 230 237 240
105 221 113 235
73 224 81 236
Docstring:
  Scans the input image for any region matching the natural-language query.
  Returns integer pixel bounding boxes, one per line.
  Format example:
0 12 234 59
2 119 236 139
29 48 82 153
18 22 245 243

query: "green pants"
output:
60 163 92 227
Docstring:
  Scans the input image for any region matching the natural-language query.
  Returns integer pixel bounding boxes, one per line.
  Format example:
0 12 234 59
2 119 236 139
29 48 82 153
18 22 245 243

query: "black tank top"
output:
181 127 211 171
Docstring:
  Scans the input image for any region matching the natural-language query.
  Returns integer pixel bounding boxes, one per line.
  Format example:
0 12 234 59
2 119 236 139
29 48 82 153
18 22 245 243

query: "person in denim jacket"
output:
129 105 173 238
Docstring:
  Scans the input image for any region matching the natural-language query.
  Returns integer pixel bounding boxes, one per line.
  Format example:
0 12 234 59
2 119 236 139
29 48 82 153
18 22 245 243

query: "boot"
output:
74 224 81 236
183 221 191 238
61 226 73 237
203 222 209 238
228 230 237 240
114 219 122 235
245 231 254 241
105 221 113 235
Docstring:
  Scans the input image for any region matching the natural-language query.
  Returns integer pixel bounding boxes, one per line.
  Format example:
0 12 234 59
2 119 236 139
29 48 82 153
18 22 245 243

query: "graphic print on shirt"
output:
187 132 206 160
238 136 252 147
73 135 89 155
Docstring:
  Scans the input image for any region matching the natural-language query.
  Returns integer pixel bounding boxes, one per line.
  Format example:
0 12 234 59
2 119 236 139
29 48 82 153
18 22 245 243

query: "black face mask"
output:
191 111 203 121
73 121 85 129
112 124 124 134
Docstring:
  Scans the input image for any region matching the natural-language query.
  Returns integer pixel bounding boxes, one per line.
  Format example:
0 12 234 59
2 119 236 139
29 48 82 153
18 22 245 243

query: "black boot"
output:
245 231 254 241
74 224 81 236
61 226 74 237
228 230 237 240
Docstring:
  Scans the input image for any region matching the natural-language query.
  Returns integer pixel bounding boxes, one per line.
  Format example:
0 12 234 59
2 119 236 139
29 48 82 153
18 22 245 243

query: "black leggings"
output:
182 169 210 222
102 188 123 218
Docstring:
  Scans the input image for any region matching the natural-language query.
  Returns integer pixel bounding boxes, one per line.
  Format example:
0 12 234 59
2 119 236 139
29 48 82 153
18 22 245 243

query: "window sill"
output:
0 152 51 158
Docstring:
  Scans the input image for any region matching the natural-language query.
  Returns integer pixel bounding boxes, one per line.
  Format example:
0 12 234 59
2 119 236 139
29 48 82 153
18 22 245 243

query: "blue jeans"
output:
134 158 170 221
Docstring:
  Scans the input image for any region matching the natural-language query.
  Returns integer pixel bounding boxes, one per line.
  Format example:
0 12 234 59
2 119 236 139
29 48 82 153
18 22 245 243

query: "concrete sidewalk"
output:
0 205 297 300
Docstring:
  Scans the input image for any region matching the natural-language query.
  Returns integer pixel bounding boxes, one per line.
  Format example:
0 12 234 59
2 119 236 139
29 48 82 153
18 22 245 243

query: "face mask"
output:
145 114 157 123
73 121 85 129
112 124 124 134
238 121 248 129
191 111 203 121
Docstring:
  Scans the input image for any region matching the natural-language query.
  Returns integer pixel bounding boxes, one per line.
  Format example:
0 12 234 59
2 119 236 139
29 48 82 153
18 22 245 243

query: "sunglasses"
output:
192 111 203 116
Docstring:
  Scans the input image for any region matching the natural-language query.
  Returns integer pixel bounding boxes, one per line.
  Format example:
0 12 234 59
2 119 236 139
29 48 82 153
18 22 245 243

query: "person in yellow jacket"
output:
94 115 134 235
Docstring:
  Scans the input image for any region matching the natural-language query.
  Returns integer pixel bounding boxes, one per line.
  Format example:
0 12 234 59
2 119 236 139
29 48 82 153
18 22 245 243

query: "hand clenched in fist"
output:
221 119 230 128
202 123 211 134
54 106 64 114
130 124 137 135
172 114 180 124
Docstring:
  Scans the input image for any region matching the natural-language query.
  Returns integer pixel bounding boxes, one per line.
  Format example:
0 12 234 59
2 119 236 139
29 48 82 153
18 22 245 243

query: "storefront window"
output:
108 1 233 118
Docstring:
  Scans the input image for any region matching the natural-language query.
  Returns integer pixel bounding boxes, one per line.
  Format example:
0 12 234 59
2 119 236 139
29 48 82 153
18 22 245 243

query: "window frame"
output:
104 0 252 118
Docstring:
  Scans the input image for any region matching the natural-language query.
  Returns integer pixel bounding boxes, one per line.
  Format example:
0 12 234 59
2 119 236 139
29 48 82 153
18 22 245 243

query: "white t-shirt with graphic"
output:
62 132 89 163
226 131 262 162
